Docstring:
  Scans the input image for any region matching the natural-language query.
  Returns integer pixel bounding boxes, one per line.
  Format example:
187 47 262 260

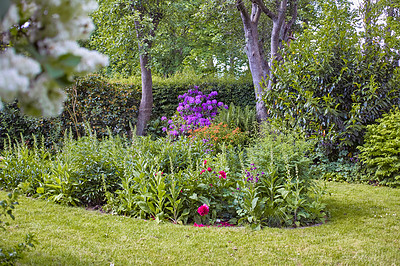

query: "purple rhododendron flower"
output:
162 87 228 137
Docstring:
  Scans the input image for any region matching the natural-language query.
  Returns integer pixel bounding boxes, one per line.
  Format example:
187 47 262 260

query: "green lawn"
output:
1 182 399 265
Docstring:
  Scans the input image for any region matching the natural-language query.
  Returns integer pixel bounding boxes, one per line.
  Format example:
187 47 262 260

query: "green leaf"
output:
44 63 65 79
36 187 45 194
189 193 198 200
251 197 258 211
137 201 151 213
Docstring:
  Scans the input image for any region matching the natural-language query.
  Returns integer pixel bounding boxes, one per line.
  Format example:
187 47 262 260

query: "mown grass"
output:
1 182 399 265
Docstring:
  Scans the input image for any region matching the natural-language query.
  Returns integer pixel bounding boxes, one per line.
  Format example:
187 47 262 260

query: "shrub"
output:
238 123 327 228
0 137 52 194
246 122 316 182
1 75 255 147
161 87 228 137
358 109 400 187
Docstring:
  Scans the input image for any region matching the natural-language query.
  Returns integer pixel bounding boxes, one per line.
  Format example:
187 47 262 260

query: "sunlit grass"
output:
1 182 399 265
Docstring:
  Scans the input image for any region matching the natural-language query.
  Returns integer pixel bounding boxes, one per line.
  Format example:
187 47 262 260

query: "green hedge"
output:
0 75 255 148
152 78 255 119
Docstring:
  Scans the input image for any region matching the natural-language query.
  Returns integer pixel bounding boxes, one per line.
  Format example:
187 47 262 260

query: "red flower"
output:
207 167 212 172
200 169 206 174
203 160 207 165
197 204 209 216
194 222 205 227
219 171 227 179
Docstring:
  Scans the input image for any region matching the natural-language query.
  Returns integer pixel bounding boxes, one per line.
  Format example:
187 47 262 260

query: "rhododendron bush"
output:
162 87 228 137
0 0 108 116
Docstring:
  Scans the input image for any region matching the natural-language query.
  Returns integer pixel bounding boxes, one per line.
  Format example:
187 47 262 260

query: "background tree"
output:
264 0 400 159
236 0 300 121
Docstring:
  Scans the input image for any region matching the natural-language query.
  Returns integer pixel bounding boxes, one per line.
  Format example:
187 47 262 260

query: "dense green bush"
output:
151 77 255 119
247 123 316 182
358 109 400 187
264 2 400 161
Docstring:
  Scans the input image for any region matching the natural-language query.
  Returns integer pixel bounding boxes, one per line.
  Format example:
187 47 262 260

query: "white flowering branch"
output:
0 0 108 117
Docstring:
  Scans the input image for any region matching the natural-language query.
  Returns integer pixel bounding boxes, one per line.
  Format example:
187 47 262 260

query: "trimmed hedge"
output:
0 75 255 148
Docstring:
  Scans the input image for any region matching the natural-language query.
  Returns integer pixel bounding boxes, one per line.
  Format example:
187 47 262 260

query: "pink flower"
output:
194 222 205 227
197 204 209 216
200 169 206 174
207 167 212 172
219 171 227 179
203 160 207 166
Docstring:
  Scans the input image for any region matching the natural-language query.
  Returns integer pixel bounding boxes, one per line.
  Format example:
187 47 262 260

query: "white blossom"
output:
0 69 28 102
0 49 41 102
74 49 109 73
0 0 108 116
38 40 108 73
19 74 66 117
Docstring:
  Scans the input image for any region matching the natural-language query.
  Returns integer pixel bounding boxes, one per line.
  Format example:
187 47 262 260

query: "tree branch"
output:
236 0 250 22
251 3 262 24
251 0 277 20
288 0 298 28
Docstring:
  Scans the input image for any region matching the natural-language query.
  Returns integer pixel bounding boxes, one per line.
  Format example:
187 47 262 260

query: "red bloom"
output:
200 169 206 174
197 204 209 216
207 167 212 172
203 160 207 165
194 222 205 227
219 171 227 179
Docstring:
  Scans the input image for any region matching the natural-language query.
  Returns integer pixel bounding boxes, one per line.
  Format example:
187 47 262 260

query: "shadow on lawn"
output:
325 196 387 222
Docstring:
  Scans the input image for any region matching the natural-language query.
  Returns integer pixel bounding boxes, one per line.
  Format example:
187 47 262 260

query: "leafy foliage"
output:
214 103 257 135
358 109 400 187
237 123 326 228
188 122 247 152
265 0 400 160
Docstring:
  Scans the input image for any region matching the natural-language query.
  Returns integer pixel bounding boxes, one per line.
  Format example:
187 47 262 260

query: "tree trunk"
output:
134 18 153 136
135 52 153 136
239 3 269 121
237 0 297 122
